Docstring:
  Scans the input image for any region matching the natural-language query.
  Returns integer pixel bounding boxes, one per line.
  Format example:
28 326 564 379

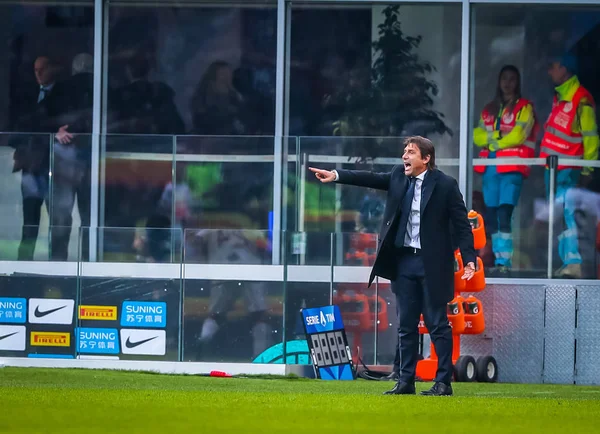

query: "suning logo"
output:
0 298 27 324
121 302 166 328
77 328 119 354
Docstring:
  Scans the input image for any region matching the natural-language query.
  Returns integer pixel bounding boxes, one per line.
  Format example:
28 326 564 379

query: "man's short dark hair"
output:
404 135 436 170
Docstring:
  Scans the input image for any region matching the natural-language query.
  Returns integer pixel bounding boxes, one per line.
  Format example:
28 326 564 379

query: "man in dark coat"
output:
9 55 64 260
309 135 476 396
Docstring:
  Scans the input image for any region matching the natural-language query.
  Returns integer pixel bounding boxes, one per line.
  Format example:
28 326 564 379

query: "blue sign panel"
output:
319 364 354 380
301 305 344 334
300 305 354 381
77 328 120 354
120 302 166 328
0 298 27 324
28 354 74 359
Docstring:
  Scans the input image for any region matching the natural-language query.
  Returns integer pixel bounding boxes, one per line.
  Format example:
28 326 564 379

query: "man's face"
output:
402 143 429 177
548 62 567 86
34 57 54 86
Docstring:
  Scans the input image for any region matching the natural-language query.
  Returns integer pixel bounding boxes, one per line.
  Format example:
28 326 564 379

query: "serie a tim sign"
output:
300 305 355 381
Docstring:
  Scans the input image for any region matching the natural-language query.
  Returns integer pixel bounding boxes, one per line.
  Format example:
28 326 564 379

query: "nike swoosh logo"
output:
125 336 158 348
34 305 67 318
0 332 19 341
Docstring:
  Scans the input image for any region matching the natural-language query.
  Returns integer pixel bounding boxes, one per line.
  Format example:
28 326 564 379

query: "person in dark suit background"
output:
51 52 94 260
310 136 476 396
9 55 65 260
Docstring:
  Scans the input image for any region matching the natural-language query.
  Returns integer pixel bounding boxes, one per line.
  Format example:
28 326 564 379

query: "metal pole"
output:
272 0 287 266
458 0 471 203
89 0 104 262
299 152 307 265
373 275 379 365
547 156 558 278
335 141 343 266
171 136 177 264
178 227 184 362
329 232 334 305
281 230 288 362
48 134 54 259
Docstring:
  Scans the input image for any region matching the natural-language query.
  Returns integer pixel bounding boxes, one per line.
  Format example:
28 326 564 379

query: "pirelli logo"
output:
78 305 118 321
30 332 70 347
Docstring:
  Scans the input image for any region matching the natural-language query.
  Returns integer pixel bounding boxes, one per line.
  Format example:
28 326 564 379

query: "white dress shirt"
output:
404 170 427 249
38 82 55 103
333 168 427 248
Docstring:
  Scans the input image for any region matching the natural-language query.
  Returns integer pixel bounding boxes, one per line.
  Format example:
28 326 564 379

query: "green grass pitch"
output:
1 367 599 433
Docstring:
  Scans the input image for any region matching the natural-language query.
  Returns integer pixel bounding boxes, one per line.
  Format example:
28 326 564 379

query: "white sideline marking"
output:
0 357 287 376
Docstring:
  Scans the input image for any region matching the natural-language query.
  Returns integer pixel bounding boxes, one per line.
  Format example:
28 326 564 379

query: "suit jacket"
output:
336 166 476 305
9 83 65 174
54 72 94 134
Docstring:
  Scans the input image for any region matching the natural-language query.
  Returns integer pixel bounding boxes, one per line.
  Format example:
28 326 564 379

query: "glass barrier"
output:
51 134 93 262
102 134 176 262
471 157 599 280
284 137 300 233
332 232 394 367
174 136 275 232
297 136 459 236
102 135 290 264
76 227 183 361
471 157 550 278
288 3 462 147
182 228 282 363
0 133 54 260
543 158 600 280
281 232 332 365
469 3 600 279
0 218 598 364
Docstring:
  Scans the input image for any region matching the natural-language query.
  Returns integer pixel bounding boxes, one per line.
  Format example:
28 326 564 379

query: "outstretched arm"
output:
309 167 392 191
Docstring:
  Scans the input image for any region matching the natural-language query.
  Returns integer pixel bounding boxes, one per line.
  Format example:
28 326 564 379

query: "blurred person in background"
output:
540 54 598 278
473 65 538 276
190 61 246 135
10 56 64 260
51 53 94 260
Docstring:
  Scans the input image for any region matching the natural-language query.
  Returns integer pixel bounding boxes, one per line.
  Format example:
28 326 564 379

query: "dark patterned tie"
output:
394 177 416 248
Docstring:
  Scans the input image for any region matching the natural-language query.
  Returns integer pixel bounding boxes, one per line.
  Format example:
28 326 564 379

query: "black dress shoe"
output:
420 382 453 396
383 381 416 395
380 371 399 382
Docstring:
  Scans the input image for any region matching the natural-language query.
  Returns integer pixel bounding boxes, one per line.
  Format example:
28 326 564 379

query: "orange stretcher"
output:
416 210 498 383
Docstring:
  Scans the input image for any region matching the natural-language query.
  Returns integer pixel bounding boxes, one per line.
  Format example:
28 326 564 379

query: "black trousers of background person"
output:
50 140 91 261
392 248 453 385
50 167 90 261
18 197 48 260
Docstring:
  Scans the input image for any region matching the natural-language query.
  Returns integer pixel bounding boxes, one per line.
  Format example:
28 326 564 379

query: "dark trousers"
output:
19 197 47 260
50 141 91 261
392 251 453 385
18 172 49 261
392 301 401 374
485 204 514 235
50 167 91 260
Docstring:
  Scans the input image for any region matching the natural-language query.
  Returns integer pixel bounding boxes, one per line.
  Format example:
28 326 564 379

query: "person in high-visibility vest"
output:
541 54 599 278
473 65 538 274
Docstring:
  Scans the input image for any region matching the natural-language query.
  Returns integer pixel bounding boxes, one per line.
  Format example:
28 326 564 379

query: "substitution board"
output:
300 305 355 380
